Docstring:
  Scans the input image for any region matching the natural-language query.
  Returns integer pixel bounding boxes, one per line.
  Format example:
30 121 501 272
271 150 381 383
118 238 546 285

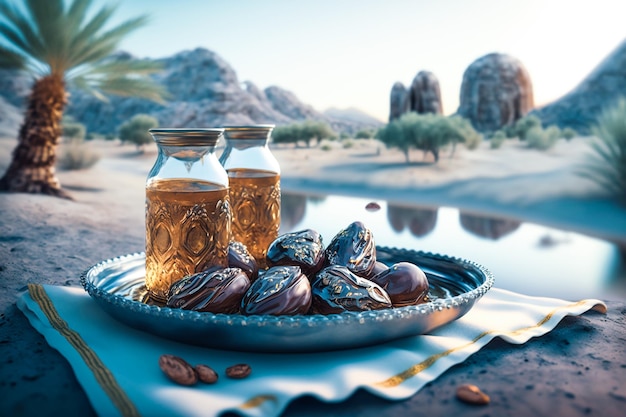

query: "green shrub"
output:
562 127 577 140
57 139 101 170
62 122 86 140
118 114 159 149
512 115 542 140
490 130 506 149
449 115 482 151
525 125 560 150
342 138 355 149
548 125 561 139
577 98 626 203
301 120 335 146
355 129 374 139
320 141 333 151
271 124 296 145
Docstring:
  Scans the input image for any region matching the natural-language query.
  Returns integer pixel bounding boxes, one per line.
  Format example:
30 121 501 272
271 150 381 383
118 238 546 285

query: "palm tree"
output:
0 0 166 199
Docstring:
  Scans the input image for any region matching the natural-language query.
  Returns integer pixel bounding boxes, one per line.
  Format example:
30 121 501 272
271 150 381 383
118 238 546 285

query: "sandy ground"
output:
0 135 625 416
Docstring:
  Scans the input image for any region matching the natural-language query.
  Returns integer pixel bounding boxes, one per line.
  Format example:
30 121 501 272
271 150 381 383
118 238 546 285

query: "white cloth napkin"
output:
17 284 606 417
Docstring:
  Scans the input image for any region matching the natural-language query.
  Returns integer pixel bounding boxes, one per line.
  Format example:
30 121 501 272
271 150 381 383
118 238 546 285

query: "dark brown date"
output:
167 268 251 313
241 266 312 315
266 229 325 276
228 241 259 281
372 261 389 276
194 364 219 384
369 262 429 307
456 383 490 405
226 363 252 379
325 221 377 278
158 354 197 386
311 265 392 314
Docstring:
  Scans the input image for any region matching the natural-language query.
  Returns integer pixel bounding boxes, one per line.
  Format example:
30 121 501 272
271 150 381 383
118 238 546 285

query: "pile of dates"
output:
166 221 430 316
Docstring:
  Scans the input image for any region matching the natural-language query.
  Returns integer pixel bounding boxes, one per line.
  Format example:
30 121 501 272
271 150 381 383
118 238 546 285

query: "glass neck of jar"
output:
225 137 269 151
157 144 216 160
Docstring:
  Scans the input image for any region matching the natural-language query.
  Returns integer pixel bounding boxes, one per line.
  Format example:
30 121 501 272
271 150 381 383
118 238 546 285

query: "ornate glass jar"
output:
219 125 280 268
145 128 231 302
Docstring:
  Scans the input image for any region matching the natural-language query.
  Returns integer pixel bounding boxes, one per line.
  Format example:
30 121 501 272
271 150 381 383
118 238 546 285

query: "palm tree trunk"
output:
0 74 72 199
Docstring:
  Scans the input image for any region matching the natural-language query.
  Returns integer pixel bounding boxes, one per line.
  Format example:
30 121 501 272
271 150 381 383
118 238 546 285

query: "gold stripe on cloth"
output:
374 300 590 388
240 394 279 409
28 283 140 417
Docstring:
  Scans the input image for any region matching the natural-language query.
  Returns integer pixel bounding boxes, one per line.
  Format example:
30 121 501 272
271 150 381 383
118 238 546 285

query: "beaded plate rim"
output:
80 247 494 328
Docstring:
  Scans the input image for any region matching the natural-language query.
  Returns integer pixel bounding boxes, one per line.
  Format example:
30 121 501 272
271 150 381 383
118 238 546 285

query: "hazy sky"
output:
99 0 626 121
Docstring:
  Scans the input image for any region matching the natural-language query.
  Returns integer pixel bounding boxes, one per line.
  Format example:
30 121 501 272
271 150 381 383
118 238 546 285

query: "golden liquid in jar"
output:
145 179 231 302
228 169 280 268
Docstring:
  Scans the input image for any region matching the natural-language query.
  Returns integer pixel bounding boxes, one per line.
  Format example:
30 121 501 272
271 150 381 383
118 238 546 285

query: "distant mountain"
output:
531 38 626 133
0 48 380 136
323 107 383 127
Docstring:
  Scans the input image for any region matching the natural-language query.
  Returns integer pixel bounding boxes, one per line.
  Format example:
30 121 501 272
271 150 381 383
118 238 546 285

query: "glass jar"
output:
220 125 280 268
145 128 231 303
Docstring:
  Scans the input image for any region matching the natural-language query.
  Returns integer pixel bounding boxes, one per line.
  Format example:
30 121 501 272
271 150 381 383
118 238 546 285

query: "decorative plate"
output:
80 247 494 352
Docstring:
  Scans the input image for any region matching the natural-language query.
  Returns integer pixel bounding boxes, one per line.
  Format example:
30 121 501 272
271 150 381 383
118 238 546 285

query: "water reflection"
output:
387 204 438 237
281 191 625 301
280 193 328 232
280 193 307 232
459 212 520 240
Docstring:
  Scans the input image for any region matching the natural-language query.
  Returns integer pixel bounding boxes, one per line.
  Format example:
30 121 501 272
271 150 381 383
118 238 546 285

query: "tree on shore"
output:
377 113 482 163
0 0 166 199
272 121 336 147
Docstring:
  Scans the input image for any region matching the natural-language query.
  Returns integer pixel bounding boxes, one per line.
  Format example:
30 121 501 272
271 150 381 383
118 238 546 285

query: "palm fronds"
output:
0 0 164 103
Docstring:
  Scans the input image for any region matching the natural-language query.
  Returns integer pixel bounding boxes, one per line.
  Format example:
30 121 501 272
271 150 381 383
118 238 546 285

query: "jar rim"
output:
149 128 224 146
223 125 275 139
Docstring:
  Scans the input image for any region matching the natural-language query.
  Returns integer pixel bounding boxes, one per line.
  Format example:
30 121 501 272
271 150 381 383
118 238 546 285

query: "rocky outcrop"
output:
457 53 534 133
531 38 626 133
264 86 319 120
65 48 293 132
0 48 381 136
389 71 443 121
323 107 382 126
409 71 443 115
389 82 409 121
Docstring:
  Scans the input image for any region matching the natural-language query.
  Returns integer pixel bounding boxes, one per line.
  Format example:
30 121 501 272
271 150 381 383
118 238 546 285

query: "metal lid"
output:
222 124 275 140
149 128 224 146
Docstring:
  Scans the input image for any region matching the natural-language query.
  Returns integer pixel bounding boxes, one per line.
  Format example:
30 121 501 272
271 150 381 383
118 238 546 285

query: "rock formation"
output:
457 53 534 133
65 48 291 133
389 82 409 121
531 38 626 133
0 48 381 136
389 71 443 121
409 71 443 115
323 107 383 127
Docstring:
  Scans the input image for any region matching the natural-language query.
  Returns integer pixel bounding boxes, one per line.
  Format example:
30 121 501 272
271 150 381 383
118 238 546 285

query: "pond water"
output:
280 192 626 302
